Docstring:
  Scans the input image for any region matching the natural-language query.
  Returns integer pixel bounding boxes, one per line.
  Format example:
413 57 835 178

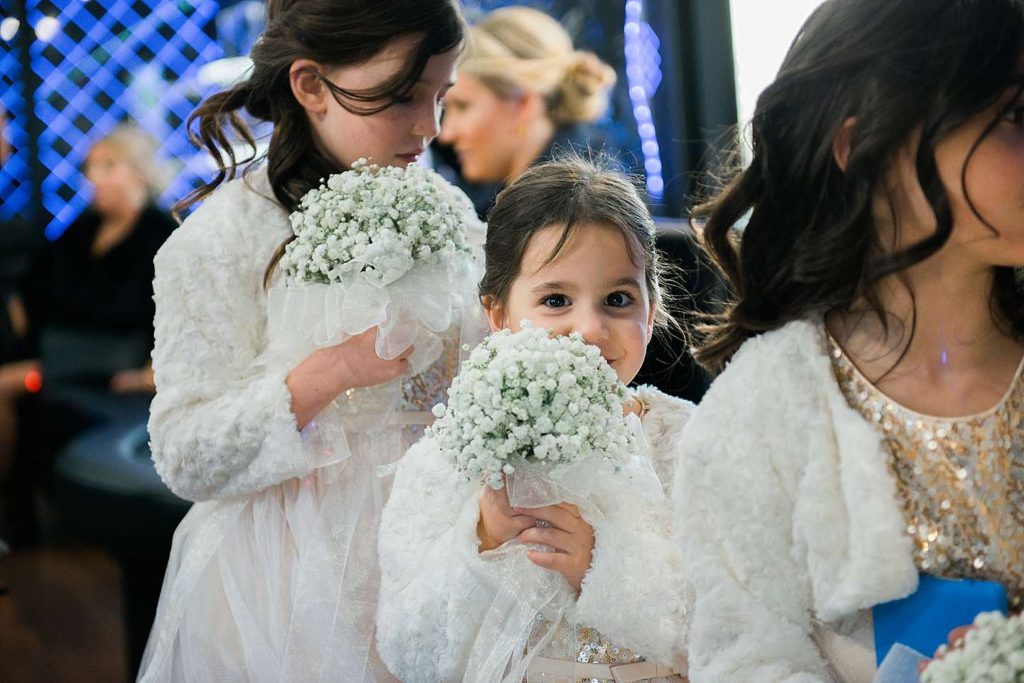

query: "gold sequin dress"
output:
829 334 1024 610
527 616 645 683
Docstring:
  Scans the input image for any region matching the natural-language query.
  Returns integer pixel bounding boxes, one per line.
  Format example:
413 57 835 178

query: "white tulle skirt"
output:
138 427 403 683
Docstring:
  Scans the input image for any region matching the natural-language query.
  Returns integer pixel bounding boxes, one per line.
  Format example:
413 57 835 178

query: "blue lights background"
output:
0 0 662 238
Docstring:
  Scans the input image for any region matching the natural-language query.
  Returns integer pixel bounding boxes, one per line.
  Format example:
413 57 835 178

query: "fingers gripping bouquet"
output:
427 324 662 682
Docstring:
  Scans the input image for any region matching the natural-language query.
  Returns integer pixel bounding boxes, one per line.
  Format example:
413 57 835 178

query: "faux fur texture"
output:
149 173 318 501
675 320 919 683
376 387 694 682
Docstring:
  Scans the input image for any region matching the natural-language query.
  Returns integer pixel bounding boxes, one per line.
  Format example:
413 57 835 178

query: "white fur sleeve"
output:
148 188 312 501
572 387 694 671
674 343 831 683
574 502 690 670
376 438 500 683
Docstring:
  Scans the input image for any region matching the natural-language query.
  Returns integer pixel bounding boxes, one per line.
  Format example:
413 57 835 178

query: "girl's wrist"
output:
476 514 501 553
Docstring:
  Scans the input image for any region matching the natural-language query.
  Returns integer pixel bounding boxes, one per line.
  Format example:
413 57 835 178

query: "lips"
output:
395 150 424 165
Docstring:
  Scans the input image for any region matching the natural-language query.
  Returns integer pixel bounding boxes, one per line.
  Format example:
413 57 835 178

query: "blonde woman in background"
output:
439 6 618 216
0 124 176 546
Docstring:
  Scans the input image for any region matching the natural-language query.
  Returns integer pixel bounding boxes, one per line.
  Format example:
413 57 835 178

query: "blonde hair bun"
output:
464 6 616 126
549 50 617 125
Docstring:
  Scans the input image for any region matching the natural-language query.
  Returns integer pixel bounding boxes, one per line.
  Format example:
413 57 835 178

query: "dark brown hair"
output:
175 0 465 281
480 155 673 328
693 0 1024 373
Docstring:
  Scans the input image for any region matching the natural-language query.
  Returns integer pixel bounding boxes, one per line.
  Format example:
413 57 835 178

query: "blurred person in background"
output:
0 123 176 546
438 5 618 217
0 107 45 371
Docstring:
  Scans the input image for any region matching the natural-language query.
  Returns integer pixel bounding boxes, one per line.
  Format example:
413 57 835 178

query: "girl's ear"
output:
832 116 857 172
290 59 329 117
481 295 505 332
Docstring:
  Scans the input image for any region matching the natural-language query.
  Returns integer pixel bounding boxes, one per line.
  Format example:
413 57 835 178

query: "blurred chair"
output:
54 419 190 677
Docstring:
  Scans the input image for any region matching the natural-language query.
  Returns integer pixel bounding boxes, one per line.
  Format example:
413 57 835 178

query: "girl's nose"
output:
413 102 442 141
576 309 611 346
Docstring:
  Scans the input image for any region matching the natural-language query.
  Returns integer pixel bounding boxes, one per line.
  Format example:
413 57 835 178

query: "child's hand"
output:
286 327 412 429
320 327 412 391
515 502 595 593
917 625 974 674
477 481 536 552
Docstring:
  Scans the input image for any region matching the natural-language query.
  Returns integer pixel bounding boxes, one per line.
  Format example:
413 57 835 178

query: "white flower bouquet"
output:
920 612 1024 683
266 159 482 373
428 323 636 505
279 160 472 288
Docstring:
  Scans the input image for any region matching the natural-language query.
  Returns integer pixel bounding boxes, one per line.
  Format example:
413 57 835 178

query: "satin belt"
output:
393 411 434 425
526 656 684 683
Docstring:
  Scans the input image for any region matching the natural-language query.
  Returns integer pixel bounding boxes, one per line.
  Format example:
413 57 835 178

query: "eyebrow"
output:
612 277 644 289
531 281 571 294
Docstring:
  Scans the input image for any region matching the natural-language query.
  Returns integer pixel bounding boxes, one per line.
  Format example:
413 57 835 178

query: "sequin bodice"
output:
396 330 461 445
829 334 1024 610
400 329 461 413
528 616 643 682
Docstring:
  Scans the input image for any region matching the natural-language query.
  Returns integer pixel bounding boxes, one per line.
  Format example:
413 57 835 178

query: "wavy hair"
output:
694 0 1024 372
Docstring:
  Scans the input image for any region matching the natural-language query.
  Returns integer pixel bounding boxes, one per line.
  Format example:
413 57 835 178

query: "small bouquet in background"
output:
428 323 635 503
267 159 481 371
920 611 1024 683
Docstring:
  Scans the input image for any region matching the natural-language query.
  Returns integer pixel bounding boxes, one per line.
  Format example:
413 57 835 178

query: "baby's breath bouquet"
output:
266 159 482 371
920 612 1024 683
279 160 473 288
428 323 636 505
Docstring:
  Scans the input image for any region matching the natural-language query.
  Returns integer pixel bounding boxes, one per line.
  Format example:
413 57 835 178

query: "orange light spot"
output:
24 370 42 393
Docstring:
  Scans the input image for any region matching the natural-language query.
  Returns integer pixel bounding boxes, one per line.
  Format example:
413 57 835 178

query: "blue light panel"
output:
27 0 223 239
0 9 32 222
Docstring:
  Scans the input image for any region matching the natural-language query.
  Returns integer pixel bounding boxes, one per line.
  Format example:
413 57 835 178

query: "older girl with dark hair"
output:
138 1 466 680
676 0 1024 680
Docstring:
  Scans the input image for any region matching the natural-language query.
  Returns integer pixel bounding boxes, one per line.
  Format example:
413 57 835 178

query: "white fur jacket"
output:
377 386 694 682
674 320 920 683
149 172 315 501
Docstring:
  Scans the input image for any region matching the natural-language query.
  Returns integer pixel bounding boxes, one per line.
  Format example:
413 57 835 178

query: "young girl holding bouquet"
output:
138 1 471 680
376 157 692 682
675 0 1024 681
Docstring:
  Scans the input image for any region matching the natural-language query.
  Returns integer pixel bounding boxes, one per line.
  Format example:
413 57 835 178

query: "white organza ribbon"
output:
266 252 477 367
264 252 478 435
463 413 666 681
464 547 573 683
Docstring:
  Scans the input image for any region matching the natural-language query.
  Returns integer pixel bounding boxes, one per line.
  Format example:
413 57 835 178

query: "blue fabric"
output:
874 644 929 683
872 574 1008 665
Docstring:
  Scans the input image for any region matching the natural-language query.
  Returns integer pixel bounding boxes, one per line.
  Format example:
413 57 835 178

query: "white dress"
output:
139 171 479 683
376 386 694 683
